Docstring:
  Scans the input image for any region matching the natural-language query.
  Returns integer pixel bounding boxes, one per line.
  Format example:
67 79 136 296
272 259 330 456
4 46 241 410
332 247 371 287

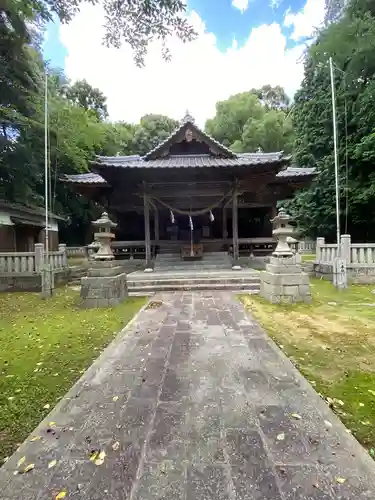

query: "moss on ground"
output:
240 279 375 454
0 288 145 462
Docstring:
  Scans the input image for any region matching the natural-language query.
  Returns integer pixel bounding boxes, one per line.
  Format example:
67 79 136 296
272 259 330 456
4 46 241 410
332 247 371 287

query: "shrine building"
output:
63 114 314 269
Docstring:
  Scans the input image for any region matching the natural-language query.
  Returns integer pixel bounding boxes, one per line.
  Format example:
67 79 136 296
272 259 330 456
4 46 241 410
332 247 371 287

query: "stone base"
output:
260 255 312 304
80 266 128 308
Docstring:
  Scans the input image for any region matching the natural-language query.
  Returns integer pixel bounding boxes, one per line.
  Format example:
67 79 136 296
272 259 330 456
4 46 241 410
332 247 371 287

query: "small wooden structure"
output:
63 113 315 269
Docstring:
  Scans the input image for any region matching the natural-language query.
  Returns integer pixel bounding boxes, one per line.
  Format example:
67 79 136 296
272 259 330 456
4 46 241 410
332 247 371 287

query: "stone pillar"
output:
34 243 44 273
340 234 351 264
143 187 153 273
59 243 68 268
316 237 325 263
232 190 241 270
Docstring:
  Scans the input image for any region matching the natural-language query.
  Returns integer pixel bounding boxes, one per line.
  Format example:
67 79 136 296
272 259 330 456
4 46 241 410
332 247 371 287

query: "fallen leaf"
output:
43 404 50 410
290 413 302 420
49 422 56 427
55 492 67 500
24 463 35 473
368 390 375 396
324 420 333 429
94 450 106 466
36 362 43 366
2 456 9 463
112 396 119 402
89 450 99 462
112 441 120 451
276 433 285 441
336 477 346 484
17 456 26 467
30 436 41 442
48 459 57 469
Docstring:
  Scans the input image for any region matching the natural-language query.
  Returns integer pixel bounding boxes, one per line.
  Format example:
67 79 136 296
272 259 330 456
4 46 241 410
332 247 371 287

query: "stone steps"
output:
127 271 260 293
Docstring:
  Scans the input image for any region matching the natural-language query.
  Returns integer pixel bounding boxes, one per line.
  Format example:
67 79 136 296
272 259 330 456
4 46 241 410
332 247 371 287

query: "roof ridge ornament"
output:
181 110 195 124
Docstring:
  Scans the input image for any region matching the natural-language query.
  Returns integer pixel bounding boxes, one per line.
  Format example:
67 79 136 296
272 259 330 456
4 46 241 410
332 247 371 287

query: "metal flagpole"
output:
329 56 341 256
329 57 347 288
44 71 49 263
41 70 53 297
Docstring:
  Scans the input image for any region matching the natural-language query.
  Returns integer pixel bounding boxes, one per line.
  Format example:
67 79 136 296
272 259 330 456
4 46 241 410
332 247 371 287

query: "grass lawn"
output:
301 253 315 261
0 288 145 462
241 279 375 456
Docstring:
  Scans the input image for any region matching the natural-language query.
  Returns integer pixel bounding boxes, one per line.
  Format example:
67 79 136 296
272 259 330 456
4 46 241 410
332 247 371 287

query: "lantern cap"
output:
92 212 117 229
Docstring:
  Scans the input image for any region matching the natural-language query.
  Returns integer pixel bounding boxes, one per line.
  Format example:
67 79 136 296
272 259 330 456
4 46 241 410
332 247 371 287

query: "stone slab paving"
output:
1 292 375 499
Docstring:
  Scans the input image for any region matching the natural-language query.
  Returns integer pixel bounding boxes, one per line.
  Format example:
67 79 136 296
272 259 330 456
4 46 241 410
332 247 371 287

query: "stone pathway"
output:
1 292 375 499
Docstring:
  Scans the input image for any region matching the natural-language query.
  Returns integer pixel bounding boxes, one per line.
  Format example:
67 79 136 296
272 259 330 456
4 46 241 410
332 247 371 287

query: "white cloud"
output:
284 0 325 41
270 0 282 9
59 0 325 127
232 0 249 13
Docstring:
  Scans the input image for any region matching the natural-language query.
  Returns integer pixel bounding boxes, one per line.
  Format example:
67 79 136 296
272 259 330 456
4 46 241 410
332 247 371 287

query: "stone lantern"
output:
259 207 311 304
92 212 117 261
271 208 295 258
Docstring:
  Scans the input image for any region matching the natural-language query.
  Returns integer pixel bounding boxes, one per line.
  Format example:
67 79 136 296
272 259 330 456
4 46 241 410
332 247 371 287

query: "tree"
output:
252 85 291 111
284 0 375 241
132 114 178 155
64 79 108 120
205 90 293 153
7 0 196 66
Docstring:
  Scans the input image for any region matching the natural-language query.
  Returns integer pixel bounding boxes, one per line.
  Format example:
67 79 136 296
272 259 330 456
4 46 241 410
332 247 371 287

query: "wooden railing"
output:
0 244 68 274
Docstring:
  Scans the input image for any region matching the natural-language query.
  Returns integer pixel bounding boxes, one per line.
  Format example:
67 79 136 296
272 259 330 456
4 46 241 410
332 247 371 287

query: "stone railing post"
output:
34 243 44 273
340 234 351 264
316 237 325 262
59 243 68 268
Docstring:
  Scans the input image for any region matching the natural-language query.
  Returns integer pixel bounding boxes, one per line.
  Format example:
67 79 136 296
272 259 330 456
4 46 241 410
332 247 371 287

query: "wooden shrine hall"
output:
63 113 315 269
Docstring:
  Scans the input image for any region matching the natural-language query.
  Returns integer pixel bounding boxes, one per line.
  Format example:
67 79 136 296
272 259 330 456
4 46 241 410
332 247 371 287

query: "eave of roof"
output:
63 166 316 186
0 200 65 220
92 152 286 169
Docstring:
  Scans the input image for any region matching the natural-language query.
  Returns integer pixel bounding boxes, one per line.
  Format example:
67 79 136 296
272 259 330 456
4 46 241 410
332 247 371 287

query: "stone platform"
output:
1 292 375 499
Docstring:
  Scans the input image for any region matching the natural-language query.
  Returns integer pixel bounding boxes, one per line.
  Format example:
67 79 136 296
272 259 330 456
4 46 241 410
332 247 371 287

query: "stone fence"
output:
0 244 69 292
315 235 375 283
66 246 87 258
298 239 316 254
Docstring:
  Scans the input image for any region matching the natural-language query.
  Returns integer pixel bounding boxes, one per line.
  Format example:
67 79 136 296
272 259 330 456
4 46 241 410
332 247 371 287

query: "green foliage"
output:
64 79 108 120
205 88 293 153
0 289 145 461
286 0 375 241
132 114 178 155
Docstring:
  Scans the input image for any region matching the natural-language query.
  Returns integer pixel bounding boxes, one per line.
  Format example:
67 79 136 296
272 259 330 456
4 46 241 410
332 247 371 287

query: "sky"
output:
42 0 326 126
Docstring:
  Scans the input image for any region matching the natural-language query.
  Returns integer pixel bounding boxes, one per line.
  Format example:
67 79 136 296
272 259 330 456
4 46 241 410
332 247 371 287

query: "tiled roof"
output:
62 172 109 185
276 167 316 178
92 152 285 169
62 166 315 185
144 116 235 159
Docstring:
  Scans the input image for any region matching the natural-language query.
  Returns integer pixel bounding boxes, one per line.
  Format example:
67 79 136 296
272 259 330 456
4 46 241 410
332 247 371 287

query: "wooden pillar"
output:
232 190 241 269
222 206 227 242
154 209 159 244
143 183 152 271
